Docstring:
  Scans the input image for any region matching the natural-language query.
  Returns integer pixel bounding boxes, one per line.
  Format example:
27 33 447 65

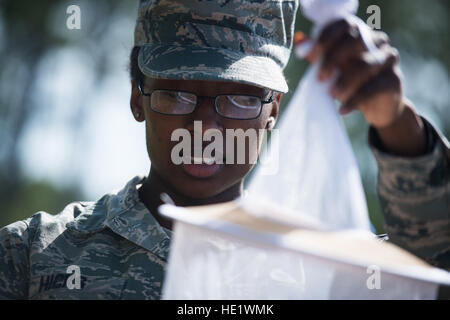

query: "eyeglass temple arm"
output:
137 81 150 96
262 92 275 104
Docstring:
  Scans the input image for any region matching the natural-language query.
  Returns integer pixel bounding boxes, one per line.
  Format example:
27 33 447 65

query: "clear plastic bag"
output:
250 62 371 230
249 0 375 230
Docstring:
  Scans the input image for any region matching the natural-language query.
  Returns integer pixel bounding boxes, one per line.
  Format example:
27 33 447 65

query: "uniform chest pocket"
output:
29 274 127 300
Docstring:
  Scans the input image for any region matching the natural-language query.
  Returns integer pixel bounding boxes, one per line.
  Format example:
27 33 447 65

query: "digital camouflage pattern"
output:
0 176 171 299
370 117 450 271
134 0 299 93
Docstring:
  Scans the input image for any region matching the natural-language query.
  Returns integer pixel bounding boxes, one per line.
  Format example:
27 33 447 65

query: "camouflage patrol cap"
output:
134 0 299 93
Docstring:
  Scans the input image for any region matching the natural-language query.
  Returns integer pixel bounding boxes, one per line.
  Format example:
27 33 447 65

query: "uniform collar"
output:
67 176 171 261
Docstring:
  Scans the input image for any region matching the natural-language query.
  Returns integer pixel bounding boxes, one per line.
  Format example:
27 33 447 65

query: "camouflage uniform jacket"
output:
0 119 449 300
369 117 450 270
0 176 171 299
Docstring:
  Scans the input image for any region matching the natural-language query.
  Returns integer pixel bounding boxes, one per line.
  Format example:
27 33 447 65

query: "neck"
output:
138 168 243 230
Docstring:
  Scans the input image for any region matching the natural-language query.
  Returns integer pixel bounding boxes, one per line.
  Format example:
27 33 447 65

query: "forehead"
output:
145 77 269 96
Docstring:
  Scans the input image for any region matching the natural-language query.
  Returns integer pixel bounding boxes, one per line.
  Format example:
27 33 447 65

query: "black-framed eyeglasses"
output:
138 83 274 120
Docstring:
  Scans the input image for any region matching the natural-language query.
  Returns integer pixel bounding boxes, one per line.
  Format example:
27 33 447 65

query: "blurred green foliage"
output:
0 0 135 227
0 0 449 233
0 176 81 227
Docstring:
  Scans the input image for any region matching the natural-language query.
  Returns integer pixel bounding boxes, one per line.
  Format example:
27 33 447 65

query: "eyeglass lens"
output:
150 90 262 119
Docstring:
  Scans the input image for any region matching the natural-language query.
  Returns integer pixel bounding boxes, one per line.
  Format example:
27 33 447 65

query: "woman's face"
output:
131 77 281 199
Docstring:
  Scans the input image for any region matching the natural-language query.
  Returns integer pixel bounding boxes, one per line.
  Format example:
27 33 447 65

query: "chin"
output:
175 177 231 200
173 170 244 202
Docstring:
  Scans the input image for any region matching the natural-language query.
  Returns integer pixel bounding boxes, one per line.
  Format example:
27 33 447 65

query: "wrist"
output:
374 100 428 157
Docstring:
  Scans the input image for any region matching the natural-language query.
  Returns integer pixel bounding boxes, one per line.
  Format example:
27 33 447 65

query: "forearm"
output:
370 118 450 270
375 100 427 157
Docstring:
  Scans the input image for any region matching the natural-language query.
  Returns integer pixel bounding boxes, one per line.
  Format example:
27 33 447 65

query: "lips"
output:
177 136 227 178
182 157 223 179
191 156 216 165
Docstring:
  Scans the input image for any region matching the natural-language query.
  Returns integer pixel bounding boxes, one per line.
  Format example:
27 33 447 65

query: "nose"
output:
185 96 226 162
186 96 223 134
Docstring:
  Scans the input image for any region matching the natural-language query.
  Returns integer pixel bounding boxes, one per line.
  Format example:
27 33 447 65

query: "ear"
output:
130 80 145 122
267 92 282 130
272 92 282 120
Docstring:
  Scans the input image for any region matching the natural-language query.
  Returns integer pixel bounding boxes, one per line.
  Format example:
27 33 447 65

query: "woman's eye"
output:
177 93 196 104
227 96 258 109
161 91 177 99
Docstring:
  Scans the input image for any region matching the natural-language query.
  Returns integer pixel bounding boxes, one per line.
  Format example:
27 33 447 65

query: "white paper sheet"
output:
160 202 450 300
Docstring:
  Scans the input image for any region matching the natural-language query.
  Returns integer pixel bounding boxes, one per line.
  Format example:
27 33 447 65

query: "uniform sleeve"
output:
0 219 32 299
369 117 450 271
